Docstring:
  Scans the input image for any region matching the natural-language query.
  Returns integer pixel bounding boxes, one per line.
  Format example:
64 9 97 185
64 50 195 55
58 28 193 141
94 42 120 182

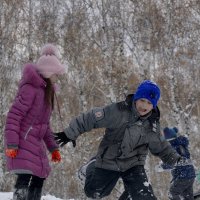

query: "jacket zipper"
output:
24 126 33 140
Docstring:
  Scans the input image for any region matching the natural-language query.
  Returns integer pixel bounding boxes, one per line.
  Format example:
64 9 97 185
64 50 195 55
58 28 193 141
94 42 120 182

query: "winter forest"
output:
1 0 200 199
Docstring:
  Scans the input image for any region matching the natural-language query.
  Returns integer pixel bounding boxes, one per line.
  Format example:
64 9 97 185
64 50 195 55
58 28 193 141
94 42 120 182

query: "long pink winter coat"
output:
4 64 59 178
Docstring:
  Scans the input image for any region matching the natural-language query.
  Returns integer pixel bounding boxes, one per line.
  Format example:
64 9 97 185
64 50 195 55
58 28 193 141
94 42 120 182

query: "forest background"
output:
1 0 200 199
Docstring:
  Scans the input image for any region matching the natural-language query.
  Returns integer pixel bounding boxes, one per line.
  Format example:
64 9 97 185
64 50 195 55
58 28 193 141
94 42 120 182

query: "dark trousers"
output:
169 178 195 200
15 174 45 189
84 163 157 200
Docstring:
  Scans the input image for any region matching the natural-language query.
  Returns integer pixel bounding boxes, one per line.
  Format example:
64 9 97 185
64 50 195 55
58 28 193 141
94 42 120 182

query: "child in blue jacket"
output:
162 127 195 200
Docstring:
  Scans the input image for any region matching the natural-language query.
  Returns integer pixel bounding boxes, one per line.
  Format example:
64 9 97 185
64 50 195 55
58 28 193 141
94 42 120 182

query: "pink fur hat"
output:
36 44 65 78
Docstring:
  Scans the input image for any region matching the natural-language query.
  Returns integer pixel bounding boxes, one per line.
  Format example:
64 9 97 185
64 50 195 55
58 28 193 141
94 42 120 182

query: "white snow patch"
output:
143 181 150 187
0 192 74 200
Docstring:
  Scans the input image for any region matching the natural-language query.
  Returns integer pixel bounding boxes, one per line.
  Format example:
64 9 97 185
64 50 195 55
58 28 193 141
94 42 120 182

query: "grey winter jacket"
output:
64 95 180 172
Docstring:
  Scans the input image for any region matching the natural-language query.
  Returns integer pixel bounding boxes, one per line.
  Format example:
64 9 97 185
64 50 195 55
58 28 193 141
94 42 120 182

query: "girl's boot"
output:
13 188 28 200
26 187 42 200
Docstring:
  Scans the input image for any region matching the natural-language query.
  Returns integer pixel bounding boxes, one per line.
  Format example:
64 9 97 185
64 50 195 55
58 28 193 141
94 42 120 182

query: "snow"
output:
0 192 74 200
143 181 150 187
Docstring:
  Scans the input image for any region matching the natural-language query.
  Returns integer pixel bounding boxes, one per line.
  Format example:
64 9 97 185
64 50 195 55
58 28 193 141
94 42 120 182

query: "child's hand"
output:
54 132 76 147
6 149 18 158
51 150 61 163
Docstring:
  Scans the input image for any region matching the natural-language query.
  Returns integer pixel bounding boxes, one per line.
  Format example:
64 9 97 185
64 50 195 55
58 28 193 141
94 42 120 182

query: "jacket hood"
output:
20 63 46 88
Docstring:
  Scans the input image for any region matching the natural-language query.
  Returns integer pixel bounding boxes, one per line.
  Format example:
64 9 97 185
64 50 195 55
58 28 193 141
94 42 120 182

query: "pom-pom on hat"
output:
36 44 65 78
163 127 178 141
133 80 160 108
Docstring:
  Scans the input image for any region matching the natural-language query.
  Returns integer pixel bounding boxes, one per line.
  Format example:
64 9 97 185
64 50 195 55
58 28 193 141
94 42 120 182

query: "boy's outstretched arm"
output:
55 103 119 147
148 130 181 166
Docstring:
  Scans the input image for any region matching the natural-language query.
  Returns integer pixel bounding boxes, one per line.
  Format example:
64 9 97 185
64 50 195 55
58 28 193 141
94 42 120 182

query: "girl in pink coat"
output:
4 44 64 200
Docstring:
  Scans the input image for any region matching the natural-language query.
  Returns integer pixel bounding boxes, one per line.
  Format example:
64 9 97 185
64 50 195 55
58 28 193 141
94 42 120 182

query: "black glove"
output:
54 132 76 147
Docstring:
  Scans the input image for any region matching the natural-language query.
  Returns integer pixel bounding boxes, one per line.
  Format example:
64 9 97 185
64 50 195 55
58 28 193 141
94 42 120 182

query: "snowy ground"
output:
0 192 74 200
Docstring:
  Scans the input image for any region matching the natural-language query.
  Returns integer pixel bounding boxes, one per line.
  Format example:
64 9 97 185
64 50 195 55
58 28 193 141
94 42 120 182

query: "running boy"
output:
55 80 181 200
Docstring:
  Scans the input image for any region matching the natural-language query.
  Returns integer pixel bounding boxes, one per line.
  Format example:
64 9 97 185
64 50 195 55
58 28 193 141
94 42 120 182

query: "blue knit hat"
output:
133 80 160 108
163 127 178 141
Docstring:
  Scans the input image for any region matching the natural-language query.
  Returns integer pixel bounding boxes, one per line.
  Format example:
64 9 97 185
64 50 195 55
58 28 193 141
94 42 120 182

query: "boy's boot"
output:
26 187 42 200
77 156 96 186
13 188 28 200
119 191 132 200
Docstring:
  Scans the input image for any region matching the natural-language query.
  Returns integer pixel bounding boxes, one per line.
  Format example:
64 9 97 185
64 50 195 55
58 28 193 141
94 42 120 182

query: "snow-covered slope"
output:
0 192 74 200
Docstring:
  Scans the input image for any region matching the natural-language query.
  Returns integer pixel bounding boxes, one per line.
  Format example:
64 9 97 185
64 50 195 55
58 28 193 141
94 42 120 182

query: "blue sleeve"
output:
172 136 190 158
161 163 173 170
177 136 189 147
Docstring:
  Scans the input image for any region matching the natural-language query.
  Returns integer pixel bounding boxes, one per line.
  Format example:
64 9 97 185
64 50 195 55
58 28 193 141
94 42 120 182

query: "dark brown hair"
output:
44 78 54 109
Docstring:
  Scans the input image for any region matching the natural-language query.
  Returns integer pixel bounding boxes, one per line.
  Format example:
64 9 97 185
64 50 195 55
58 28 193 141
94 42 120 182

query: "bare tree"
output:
1 0 200 199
